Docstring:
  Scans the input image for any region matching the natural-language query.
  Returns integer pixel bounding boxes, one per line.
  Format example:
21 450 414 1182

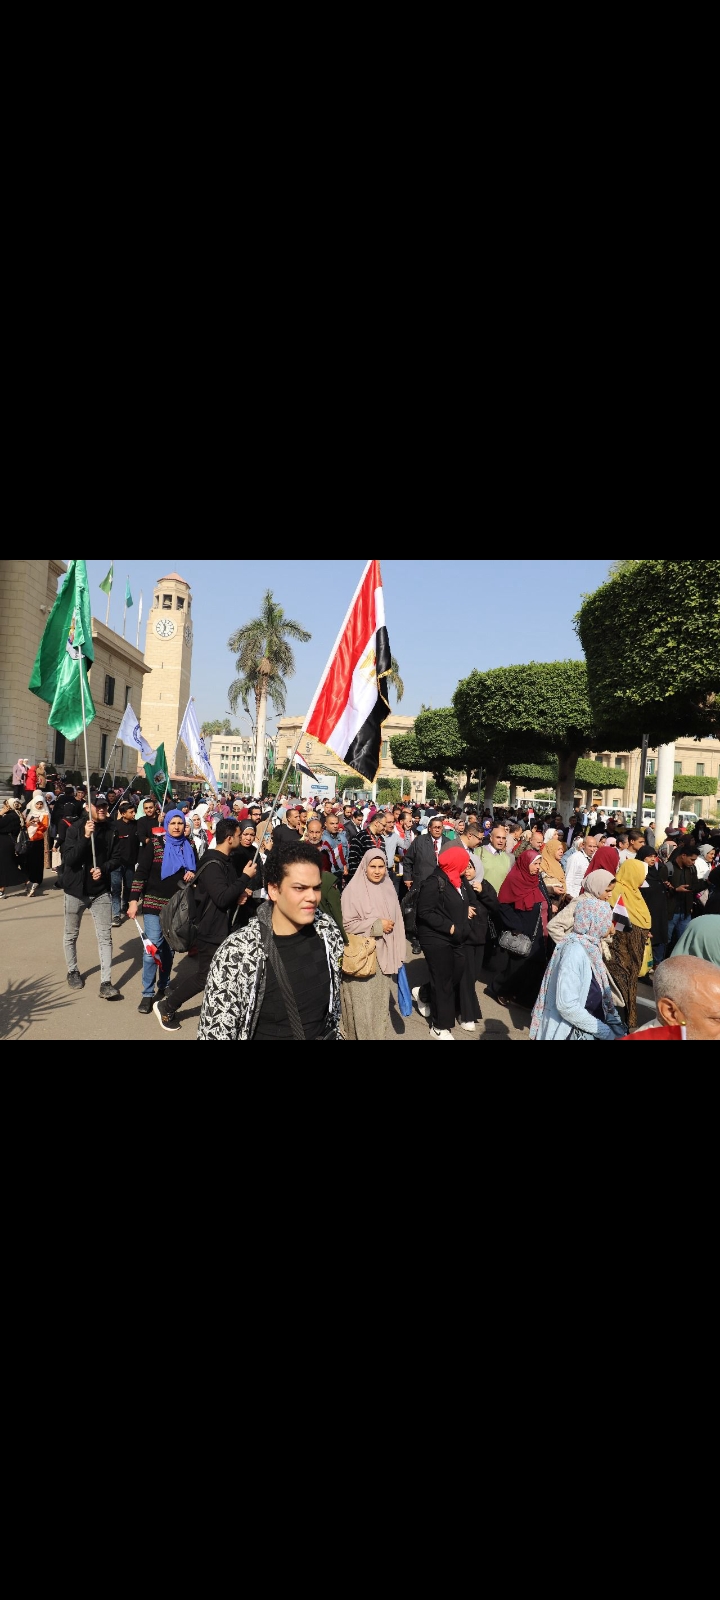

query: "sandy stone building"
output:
0 559 149 785
139 573 194 772
274 713 430 800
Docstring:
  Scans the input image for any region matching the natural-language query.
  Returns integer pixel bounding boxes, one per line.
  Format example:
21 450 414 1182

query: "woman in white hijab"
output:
23 792 50 895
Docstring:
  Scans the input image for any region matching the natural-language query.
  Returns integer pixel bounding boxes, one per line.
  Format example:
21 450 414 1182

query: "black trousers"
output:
165 937 219 1015
422 935 466 1032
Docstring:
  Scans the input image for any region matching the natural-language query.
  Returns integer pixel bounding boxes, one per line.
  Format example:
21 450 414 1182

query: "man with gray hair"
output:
622 957 720 1041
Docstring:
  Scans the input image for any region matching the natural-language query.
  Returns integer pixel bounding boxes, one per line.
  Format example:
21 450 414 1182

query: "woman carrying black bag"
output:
488 850 550 1011
416 848 477 1039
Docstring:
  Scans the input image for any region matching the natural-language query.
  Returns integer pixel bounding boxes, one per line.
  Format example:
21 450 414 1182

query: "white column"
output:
655 742 676 842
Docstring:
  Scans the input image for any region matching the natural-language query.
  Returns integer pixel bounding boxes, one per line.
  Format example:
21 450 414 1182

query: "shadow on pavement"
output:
0 974 75 1041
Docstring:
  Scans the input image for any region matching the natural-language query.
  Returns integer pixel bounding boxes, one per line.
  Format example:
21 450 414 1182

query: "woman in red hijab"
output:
416 847 478 1038
584 845 620 879
488 850 549 1010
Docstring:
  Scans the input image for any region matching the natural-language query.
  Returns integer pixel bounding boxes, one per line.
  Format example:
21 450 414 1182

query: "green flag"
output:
125 578 133 608
99 564 113 595
144 743 169 803
29 559 96 741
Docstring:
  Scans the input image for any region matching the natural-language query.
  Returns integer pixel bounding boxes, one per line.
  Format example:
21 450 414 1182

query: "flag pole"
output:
136 591 143 650
78 654 97 868
105 591 110 627
96 740 118 793
123 577 128 638
161 698 192 813
249 734 305 862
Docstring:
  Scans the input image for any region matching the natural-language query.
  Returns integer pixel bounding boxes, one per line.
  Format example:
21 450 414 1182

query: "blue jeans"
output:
666 910 691 953
111 865 135 918
141 911 174 998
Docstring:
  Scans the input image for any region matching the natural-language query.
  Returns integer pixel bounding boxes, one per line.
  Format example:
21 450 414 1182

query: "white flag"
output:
117 702 156 763
178 699 219 796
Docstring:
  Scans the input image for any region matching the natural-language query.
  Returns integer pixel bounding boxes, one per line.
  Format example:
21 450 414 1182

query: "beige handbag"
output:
342 933 377 977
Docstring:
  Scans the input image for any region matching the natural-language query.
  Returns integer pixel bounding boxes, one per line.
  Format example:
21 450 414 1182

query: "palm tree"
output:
228 590 311 794
385 656 404 703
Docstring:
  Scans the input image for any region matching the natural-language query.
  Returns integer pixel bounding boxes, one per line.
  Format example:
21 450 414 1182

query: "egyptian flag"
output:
294 753 319 780
304 561 391 782
611 894 631 934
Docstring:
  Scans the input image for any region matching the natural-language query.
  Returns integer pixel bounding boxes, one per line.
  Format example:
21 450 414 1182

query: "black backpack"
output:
160 853 220 953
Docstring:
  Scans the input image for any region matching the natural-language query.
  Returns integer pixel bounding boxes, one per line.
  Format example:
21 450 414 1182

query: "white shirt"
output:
695 857 710 880
564 849 595 898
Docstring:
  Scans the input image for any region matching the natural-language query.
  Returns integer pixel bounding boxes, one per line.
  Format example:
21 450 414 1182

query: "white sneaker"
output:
412 986 431 1018
431 1027 454 1040
459 1021 476 1032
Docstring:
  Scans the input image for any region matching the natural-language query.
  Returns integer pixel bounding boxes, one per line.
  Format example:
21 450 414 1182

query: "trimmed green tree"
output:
576 560 720 744
642 774 717 799
390 708 483 802
454 660 602 823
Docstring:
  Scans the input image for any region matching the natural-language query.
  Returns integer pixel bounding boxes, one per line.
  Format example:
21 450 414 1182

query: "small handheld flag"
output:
136 919 163 969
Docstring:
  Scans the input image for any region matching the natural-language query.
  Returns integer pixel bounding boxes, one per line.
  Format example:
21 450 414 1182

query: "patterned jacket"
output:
197 899 345 1041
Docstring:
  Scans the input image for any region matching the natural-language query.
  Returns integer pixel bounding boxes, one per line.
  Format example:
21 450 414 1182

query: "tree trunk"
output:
253 678 268 796
508 780 517 808
483 771 499 812
556 748 579 823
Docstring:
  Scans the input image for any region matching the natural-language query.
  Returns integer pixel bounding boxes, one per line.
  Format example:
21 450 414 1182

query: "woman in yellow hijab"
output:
606 859 652 1028
609 860 652 929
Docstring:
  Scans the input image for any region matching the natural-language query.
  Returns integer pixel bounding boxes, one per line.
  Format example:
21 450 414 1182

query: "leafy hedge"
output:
642 774 718 796
575 560 720 744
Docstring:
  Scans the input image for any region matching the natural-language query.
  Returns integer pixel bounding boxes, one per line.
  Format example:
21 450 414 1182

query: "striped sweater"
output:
131 832 198 913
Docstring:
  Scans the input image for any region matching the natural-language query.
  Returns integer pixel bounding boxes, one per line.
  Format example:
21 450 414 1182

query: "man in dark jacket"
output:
403 816 446 892
274 806 305 849
50 782 84 889
665 843 700 952
157 819 247 1028
111 801 139 925
63 796 122 998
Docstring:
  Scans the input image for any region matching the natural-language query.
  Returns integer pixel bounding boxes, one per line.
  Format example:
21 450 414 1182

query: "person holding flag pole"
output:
250 560 393 862
29 560 124 997
197 561 392 1042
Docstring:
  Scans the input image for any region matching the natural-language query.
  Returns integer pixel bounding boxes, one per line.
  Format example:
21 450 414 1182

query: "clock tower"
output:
139 572 194 774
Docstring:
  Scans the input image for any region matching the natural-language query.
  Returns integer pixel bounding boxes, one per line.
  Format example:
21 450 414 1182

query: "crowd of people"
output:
3 768 720 1042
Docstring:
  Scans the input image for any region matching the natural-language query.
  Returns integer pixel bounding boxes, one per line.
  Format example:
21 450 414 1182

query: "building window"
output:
696 763 705 777
614 757 624 769
176 596 184 610
55 731 66 764
124 684 130 708
162 593 172 609
647 759 655 775
101 733 108 768
154 593 159 608
674 762 682 775
382 741 389 759
104 675 115 706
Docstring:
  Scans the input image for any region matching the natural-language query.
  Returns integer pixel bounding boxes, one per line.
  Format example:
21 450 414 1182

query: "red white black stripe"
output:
304 560 392 782
294 753 319 780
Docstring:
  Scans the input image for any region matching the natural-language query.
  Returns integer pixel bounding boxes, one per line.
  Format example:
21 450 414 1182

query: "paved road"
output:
0 869 656 1044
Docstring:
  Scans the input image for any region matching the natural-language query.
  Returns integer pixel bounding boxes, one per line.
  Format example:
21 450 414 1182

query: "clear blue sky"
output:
73 559 613 735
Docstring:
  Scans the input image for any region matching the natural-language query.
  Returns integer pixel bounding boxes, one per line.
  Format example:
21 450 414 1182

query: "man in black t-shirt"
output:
197 843 344 1040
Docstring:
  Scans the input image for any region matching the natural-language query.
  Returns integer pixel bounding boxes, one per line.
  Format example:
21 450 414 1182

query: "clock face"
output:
155 617 176 639
184 624 192 646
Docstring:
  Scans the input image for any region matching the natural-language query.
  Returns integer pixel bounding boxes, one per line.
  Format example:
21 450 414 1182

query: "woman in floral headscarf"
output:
530 898 627 1040
23 792 50 896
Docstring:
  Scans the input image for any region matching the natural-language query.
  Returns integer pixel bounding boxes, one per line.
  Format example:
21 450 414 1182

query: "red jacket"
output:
621 1025 683 1041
